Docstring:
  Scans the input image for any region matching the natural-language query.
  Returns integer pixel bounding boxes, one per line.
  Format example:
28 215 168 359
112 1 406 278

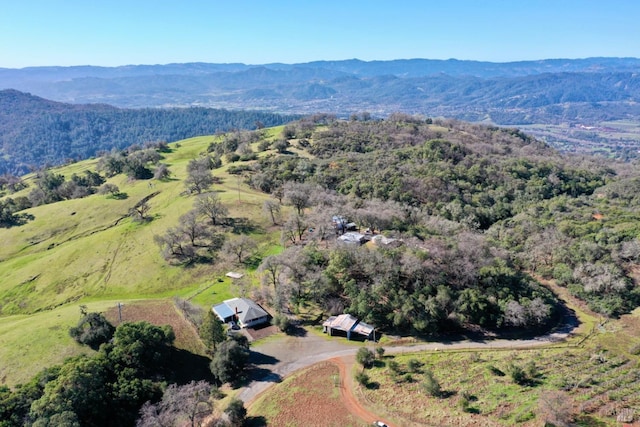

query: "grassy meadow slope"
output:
0 129 286 385
1 131 282 313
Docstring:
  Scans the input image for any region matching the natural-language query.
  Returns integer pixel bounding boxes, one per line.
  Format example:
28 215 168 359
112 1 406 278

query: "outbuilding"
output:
323 313 375 340
337 232 366 245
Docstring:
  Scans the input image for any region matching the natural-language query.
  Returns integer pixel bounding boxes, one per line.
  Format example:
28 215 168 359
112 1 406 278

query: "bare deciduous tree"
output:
282 213 308 245
263 199 281 225
194 192 228 226
137 381 216 427
283 182 312 215
223 235 258 264
537 390 574 427
185 157 215 194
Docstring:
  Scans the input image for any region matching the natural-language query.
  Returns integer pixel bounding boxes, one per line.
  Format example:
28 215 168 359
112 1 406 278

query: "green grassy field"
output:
0 130 287 385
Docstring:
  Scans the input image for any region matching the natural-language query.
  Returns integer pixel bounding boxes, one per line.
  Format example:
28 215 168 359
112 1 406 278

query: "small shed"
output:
323 314 375 340
332 215 357 232
226 271 244 279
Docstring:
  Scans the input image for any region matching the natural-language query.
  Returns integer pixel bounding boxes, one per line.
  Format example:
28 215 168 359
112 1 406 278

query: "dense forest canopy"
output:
226 116 638 330
0 89 299 175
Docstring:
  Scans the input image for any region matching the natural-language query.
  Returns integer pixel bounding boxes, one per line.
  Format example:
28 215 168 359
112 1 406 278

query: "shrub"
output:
356 347 375 369
407 358 422 373
224 398 247 427
354 372 370 387
508 363 528 385
273 314 292 333
422 369 442 397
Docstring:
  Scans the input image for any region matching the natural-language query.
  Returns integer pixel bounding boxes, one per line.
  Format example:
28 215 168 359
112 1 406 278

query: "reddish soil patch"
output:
253 361 368 427
104 299 205 354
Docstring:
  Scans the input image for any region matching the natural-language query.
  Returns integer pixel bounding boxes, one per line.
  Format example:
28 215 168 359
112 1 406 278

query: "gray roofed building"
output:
337 232 366 245
212 297 270 328
323 313 375 340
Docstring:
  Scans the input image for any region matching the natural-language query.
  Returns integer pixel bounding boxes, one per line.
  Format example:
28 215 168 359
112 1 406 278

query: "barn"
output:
323 313 375 340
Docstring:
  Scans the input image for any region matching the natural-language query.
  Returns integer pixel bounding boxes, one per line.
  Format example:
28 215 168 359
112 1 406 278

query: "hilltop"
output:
2 116 640 425
1 114 638 327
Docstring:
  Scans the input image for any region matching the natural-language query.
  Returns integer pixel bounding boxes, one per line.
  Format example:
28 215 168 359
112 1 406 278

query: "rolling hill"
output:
1 115 639 384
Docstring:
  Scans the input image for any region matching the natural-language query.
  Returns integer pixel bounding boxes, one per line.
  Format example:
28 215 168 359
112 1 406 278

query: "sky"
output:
1 0 639 68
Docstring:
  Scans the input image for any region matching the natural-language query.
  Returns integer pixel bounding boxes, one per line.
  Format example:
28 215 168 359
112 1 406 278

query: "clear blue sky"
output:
1 0 638 68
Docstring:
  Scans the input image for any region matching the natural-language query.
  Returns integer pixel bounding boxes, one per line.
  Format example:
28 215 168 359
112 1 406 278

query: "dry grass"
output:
103 299 206 355
247 361 368 427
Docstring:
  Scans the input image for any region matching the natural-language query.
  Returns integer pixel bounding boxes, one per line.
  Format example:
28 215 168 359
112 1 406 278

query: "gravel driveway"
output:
238 308 579 405
239 329 359 402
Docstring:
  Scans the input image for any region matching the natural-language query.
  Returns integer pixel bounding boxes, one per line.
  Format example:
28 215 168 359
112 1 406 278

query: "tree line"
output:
0 89 299 175
0 308 249 427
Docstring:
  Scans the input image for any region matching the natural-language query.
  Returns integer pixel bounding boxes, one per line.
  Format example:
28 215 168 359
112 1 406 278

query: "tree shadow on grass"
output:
285 324 308 337
227 217 258 234
373 360 386 368
167 348 216 384
439 389 457 399
245 416 268 427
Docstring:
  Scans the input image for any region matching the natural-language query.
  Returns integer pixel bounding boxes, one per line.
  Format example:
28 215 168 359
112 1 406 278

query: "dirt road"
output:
240 279 581 424
332 356 399 427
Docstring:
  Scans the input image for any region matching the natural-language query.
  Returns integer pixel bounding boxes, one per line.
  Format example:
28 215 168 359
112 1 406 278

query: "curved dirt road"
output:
332 356 399 427
241 280 581 424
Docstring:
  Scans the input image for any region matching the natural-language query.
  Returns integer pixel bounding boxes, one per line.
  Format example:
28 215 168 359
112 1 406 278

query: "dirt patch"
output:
244 325 279 341
104 299 205 355
249 361 367 427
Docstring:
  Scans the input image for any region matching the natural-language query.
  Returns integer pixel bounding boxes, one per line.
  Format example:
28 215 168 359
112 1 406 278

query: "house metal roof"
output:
212 302 235 320
222 297 268 325
323 313 374 338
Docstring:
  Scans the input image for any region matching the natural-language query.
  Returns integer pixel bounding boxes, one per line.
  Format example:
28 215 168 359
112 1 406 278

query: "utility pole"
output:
117 302 124 322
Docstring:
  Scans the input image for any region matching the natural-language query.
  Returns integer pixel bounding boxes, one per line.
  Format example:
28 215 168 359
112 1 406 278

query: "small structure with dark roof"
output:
323 313 375 340
212 298 270 329
337 232 366 245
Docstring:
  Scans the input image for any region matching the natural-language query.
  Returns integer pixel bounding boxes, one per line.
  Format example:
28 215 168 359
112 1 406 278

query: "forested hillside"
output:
2 115 638 331
239 116 639 328
0 89 298 175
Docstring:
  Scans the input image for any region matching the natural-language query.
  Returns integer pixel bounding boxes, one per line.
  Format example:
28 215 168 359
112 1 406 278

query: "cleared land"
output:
247 360 368 427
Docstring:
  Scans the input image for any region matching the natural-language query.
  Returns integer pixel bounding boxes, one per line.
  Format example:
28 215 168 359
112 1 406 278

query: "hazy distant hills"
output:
2 57 640 124
0 89 297 175
2 58 640 167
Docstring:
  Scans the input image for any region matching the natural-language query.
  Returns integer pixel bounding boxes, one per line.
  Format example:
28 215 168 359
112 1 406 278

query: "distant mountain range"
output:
2 58 640 167
2 58 639 123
